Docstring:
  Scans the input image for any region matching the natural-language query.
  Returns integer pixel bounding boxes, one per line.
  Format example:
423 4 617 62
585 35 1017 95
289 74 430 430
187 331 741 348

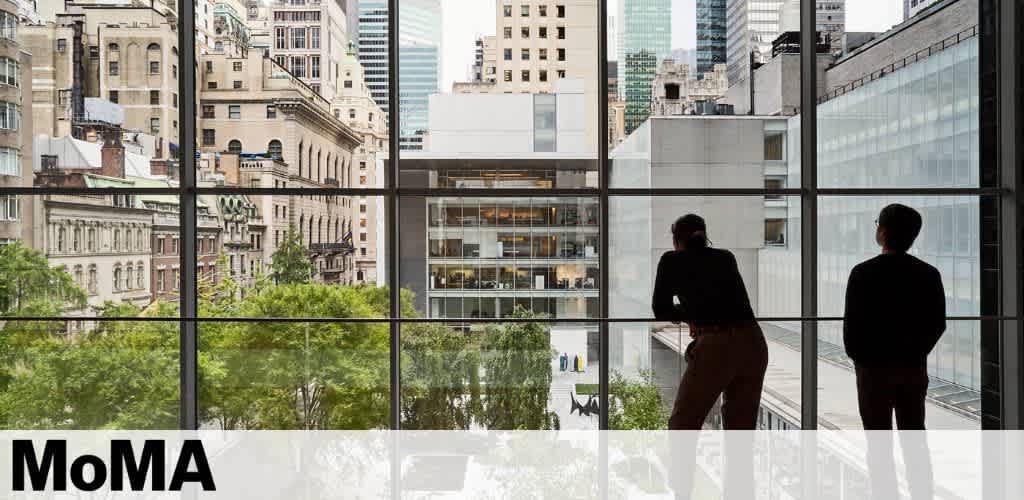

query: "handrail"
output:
819 25 977 104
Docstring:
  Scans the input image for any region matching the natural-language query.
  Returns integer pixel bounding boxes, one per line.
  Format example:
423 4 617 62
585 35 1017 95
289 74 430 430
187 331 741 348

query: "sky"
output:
439 0 903 92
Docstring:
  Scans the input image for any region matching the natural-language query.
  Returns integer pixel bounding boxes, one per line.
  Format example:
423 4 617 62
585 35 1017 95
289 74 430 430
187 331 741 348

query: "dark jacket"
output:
652 248 756 325
843 253 946 367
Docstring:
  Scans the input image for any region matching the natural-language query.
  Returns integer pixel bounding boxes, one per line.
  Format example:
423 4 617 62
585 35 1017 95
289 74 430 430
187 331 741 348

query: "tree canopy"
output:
270 225 313 285
0 253 665 430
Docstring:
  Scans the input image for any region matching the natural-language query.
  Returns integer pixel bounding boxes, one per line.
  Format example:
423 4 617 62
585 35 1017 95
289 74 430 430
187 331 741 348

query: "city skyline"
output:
439 0 902 92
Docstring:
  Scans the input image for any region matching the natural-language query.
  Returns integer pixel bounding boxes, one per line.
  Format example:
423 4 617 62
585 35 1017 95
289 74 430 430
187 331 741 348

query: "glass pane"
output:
195 0 387 188
198 321 390 429
401 196 599 320
610 195 801 428
609 321 801 430
1 319 179 429
817 196 986 429
817 320 983 429
18 3 181 188
609 196 800 319
1 194 179 318
818 196 982 319
401 320 598 429
397 0 598 188
609 0 800 189
819 0 978 188
196 195 389 318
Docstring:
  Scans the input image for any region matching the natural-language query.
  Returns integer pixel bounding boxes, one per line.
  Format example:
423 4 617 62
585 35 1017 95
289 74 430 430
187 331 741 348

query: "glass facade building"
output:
357 0 390 111
398 0 441 151
616 0 671 134
696 0 727 75
359 0 441 150
424 197 600 319
760 36 983 422
725 0 785 84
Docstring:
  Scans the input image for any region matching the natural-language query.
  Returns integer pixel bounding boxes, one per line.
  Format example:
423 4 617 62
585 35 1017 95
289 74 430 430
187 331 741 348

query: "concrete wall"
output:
426 92 536 153
608 116 774 380
425 78 587 154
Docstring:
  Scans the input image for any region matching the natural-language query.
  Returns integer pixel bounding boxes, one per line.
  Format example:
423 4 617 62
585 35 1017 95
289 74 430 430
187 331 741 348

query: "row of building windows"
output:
502 4 566 18
273 11 321 22
503 25 566 39
274 26 321 50
54 225 148 254
503 69 564 83
108 60 162 76
108 90 177 108
154 235 180 255
503 47 566 62
155 268 180 292
111 263 146 292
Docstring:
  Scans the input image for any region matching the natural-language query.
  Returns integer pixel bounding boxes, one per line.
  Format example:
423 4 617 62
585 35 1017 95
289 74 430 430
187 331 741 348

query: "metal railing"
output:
819 25 978 104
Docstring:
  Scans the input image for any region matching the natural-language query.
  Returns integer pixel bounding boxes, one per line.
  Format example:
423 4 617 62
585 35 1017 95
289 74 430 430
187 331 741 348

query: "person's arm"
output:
843 266 865 363
652 252 681 322
921 267 947 355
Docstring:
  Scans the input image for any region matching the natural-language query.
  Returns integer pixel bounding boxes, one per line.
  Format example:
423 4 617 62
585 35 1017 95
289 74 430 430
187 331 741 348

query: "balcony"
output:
241 158 289 177
308 242 353 255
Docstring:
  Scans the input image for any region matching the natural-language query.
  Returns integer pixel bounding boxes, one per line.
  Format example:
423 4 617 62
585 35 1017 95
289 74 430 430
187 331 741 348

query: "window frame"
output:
1 0 1013 432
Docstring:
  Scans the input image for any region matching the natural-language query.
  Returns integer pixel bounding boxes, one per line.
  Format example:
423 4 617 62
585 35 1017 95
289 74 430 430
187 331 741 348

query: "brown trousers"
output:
668 323 769 430
855 364 929 430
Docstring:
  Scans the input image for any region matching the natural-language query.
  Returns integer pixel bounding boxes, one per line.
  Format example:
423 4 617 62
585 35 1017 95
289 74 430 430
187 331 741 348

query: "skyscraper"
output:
696 0 727 76
727 0 845 84
357 0 390 113
725 0 784 84
616 0 671 134
357 0 441 151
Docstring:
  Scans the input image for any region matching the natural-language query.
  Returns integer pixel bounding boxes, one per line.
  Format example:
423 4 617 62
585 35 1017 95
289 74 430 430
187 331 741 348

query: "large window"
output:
0 0 1016 434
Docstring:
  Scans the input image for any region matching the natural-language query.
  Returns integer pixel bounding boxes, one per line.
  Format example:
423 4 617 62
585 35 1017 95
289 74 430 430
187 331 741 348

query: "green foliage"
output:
608 370 669 430
270 225 313 285
1 302 180 429
199 284 390 429
478 307 559 430
0 241 87 316
0 248 580 431
400 323 481 429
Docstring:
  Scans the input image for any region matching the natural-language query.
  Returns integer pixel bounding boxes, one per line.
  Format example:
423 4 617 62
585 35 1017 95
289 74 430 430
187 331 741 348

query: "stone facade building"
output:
0 0 31 245
650 60 729 117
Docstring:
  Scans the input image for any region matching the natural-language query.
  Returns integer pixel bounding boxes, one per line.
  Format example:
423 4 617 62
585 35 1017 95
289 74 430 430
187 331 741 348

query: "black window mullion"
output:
387 0 401 432
799 0 818 430
598 0 610 432
177 0 199 430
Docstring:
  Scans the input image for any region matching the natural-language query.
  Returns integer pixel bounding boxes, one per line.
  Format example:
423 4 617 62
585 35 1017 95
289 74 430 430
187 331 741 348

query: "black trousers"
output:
855 364 929 430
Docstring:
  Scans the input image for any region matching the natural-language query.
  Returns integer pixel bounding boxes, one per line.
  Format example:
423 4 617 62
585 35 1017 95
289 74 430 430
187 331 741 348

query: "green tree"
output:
270 225 312 285
0 241 87 316
608 370 669 430
199 284 390 429
0 302 180 429
478 308 559 430
400 322 481 429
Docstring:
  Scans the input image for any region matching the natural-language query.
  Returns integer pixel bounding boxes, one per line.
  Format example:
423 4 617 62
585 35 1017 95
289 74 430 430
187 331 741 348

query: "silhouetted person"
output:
653 214 768 430
844 203 946 430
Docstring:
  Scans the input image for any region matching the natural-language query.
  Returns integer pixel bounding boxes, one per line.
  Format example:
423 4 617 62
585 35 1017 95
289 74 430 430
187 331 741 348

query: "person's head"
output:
876 204 922 253
671 214 709 251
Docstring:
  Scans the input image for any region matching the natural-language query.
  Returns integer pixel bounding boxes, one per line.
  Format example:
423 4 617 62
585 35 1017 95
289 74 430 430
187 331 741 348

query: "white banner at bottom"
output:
1 431 1022 499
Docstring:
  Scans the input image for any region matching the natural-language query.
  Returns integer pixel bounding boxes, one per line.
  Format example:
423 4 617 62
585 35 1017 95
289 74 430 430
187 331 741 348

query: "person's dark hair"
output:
878 203 922 253
671 214 709 250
